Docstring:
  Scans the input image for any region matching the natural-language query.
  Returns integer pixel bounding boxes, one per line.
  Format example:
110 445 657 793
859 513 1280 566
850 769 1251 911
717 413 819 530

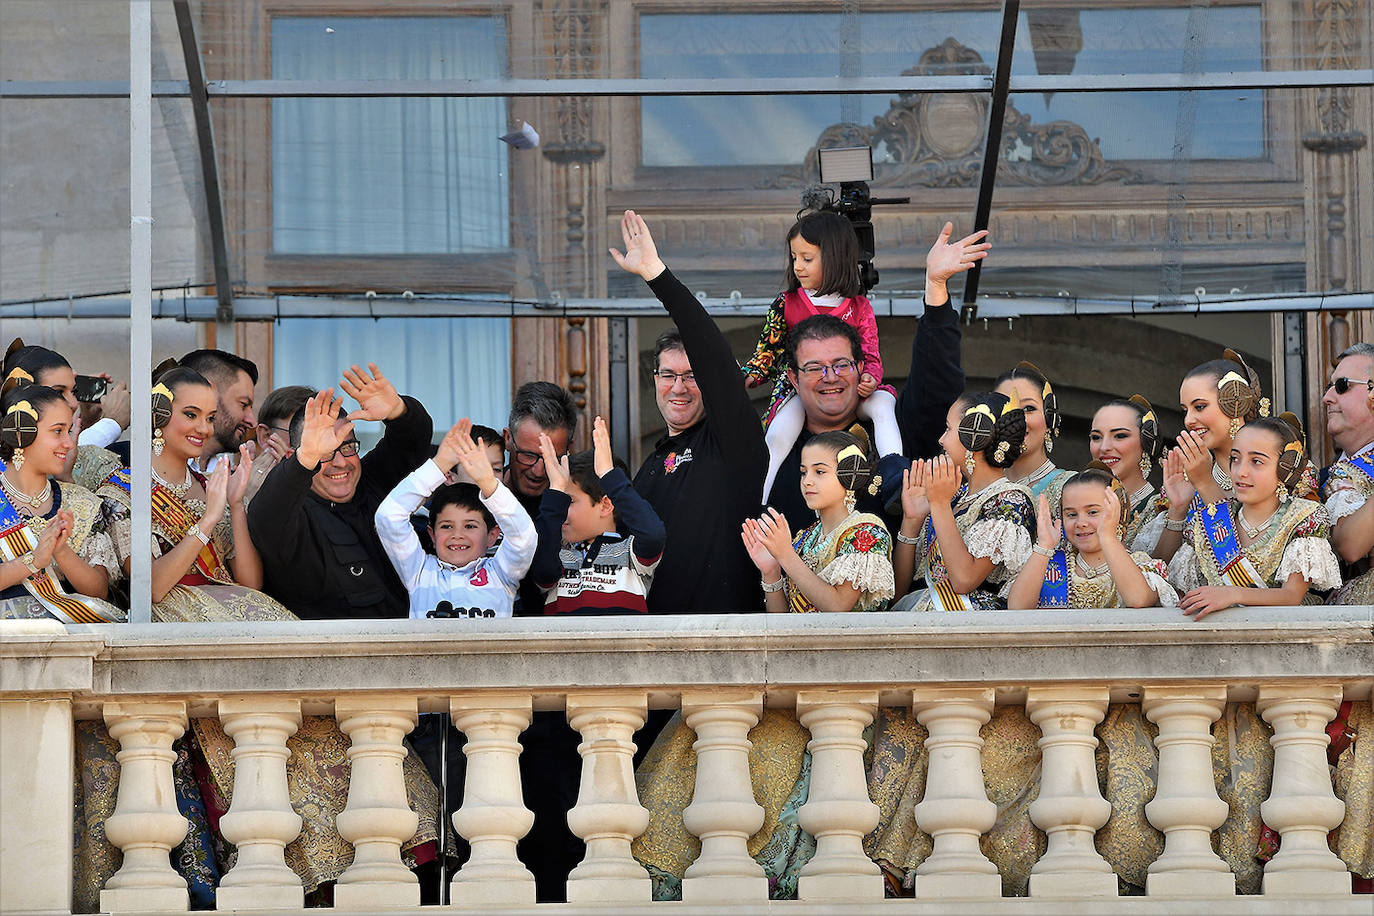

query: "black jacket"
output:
633 269 768 614
248 396 434 620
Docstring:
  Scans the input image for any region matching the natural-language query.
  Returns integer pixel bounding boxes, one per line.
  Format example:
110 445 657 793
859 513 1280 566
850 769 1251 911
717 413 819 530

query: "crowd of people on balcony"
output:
1 209 1371 904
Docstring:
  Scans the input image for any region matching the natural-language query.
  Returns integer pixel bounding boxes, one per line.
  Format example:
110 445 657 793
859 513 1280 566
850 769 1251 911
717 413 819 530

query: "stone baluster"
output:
680 690 769 903
795 689 883 901
1026 687 1116 897
565 692 652 903
449 694 537 906
1141 686 1234 896
333 698 420 908
215 698 304 910
1257 685 1350 896
99 701 190 913
911 688 1001 899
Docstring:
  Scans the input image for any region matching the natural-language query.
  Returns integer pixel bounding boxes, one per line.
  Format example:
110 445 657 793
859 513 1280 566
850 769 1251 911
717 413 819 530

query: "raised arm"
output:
375 459 444 591
340 363 434 500
897 224 987 459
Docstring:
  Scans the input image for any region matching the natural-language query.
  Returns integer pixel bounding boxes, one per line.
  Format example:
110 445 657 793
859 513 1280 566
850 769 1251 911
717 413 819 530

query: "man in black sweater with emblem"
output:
611 209 767 614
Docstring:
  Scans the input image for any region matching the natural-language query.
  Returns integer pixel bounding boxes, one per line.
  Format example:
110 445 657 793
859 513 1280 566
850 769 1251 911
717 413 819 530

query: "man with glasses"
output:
1321 343 1374 596
500 381 579 616
247 364 433 620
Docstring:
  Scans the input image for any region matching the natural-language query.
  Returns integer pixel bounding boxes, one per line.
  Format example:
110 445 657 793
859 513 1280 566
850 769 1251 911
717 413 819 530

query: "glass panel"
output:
270 17 509 255
640 11 1003 167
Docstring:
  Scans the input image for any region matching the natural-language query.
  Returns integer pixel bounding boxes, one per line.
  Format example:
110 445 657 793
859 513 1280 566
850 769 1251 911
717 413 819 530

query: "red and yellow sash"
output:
150 482 233 585
0 488 122 623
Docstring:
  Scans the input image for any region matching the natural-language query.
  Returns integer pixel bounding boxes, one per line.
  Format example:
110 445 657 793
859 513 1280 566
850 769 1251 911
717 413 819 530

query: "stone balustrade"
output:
0 607 1370 915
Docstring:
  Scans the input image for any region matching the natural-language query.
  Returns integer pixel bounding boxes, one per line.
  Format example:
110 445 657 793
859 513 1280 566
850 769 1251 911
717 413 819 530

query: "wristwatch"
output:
191 526 212 546
20 553 40 577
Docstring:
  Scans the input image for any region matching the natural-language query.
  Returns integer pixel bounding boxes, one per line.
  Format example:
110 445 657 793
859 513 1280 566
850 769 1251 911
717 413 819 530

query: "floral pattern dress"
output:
1323 455 1374 605
901 477 1035 611
631 513 895 900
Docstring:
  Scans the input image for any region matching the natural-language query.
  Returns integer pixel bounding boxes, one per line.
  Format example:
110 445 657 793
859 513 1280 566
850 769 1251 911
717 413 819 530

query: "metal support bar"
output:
172 0 235 340
129 0 153 622
961 0 1020 321
608 317 632 461
4 69 1372 99
4 292 1368 321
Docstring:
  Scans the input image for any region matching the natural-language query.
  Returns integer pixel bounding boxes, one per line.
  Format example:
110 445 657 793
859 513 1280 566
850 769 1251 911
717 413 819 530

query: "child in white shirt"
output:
376 418 536 618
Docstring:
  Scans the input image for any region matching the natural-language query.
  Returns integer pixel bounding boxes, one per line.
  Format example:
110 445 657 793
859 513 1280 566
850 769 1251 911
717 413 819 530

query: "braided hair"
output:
1186 348 1268 435
1241 414 1309 493
954 391 1027 470
0 377 66 462
804 430 876 497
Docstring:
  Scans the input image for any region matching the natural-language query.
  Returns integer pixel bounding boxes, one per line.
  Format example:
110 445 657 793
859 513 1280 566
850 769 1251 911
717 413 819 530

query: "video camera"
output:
801 146 909 292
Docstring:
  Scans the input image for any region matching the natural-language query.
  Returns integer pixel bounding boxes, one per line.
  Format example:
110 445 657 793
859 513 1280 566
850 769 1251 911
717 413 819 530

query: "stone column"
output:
1257 685 1350 896
680 690 769 903
333 698 420 908
0 699 75 913
1026 687 1116 897
795 689 883 901
99 701 190 913
449 694 536 906
215 697 304 910
911 688 1001 899
565 692 652 903
1141 686 1234 897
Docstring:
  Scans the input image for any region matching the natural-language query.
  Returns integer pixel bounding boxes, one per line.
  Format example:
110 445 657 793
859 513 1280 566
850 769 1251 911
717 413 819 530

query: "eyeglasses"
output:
262 425 291 437
509 447 545 468
1328 377 1373 395
796 359 858 380
653 369 697 386
329 439 360 460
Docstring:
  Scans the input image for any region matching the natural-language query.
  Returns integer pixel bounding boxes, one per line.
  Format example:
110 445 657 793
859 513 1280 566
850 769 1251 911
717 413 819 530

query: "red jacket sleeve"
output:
852 297 884 384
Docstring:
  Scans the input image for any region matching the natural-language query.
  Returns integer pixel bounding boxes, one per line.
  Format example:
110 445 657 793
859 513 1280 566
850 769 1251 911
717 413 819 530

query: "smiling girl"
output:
1008 463 1178 610
893 391 1035 611
1165 415 1340 618
743 430 894 613
0 376 124 622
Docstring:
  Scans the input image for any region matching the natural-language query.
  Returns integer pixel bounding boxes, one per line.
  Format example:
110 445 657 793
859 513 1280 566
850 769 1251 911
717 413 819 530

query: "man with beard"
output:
179 348 260 472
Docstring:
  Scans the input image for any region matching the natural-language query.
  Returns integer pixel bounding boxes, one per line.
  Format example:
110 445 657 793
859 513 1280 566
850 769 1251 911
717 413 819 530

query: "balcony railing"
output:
1 607 1370 914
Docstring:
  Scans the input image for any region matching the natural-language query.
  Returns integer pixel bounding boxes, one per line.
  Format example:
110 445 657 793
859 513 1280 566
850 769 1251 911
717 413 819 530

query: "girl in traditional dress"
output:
1089 395 1169 553
633 433 893 900
892 391 1035 611
0 379 124 623
994 362 1074 517
1007 463 1178 610
743 430 895 613
1166 415 1341 616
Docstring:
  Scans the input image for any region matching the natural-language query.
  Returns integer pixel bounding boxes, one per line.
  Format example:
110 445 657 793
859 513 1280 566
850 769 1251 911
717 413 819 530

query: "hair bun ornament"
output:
1 399 39 450
1275 411 1309 486
1127 393 1162 459
152 357 179 383
2 369 33 397
958 403 998 452
1220 347 1265 419
151 382 174 431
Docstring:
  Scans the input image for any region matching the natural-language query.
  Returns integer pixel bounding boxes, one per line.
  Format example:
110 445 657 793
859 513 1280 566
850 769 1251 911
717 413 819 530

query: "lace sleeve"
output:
1143 569 1180 607
1167 542 1206 592
1275 537 1343 592
818 521 895 609
1130 511 1167 555
964 518 1033 575
1325 488 1366 523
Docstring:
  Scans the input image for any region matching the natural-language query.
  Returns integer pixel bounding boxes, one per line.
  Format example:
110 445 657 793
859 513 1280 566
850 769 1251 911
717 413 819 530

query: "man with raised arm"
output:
610 210 769 614
248 364 433 619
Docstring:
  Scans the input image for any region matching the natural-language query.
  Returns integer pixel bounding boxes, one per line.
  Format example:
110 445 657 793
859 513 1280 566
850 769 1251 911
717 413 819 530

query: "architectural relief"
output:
765 39 1142 191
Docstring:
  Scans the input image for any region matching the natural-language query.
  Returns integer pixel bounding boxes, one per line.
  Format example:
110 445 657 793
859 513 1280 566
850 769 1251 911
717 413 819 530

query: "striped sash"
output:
1197 501 1265 588
925 517 975 612
0 484 121 623
150 482 232 584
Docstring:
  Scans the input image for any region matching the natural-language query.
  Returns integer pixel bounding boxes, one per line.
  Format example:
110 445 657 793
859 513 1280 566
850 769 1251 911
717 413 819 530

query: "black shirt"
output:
248 396 434 620
633 269 768 614
765 297 965 533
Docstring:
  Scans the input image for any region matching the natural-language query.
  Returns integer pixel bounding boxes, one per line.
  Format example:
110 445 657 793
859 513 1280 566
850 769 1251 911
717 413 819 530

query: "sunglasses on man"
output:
1328 377 1373 395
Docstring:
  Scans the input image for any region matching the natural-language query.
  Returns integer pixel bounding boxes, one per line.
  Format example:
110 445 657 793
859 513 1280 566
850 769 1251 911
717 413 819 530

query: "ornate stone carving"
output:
764 38 1142 190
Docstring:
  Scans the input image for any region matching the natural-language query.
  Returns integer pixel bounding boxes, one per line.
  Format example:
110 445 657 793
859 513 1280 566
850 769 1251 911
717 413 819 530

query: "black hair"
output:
784 210 864 298
287 400 348 449
179 348 260 387
429 482 496 530
783 314 863 371
803 429 875 495
652 329 685 373
156 366 213 396
1239 414 1309 488
258 385 316 431
1097 396 1167 469
469 424 504 456
0 383 68 460
567 450 631 525
3 344 72 385
508 381 579 439
953 390 1028 469
994 362 1061 440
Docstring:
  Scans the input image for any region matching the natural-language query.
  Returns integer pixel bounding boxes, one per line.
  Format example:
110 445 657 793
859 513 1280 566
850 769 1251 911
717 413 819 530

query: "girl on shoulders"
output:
1008 462 1178 610
1166 415 1340 617
893 391 1035 611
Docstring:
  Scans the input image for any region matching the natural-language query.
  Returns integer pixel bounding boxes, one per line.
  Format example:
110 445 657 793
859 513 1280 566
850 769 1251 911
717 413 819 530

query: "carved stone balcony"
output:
1 607 1370 914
